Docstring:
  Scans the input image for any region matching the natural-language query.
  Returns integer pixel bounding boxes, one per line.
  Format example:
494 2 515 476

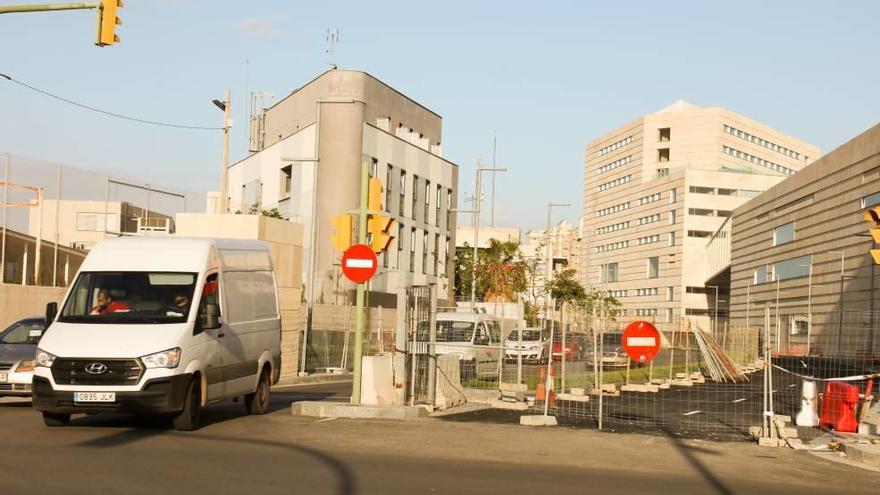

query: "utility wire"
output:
1 72 223 131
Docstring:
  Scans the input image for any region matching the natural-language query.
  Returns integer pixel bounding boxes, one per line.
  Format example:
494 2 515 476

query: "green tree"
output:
478 239 527 302
547 268 586 306
235 203 285 219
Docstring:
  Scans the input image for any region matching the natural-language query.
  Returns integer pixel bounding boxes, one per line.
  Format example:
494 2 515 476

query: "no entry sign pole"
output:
352 161 370 404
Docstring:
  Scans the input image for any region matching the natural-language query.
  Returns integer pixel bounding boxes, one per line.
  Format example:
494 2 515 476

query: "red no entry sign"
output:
341 243 378 284
622 320 662 363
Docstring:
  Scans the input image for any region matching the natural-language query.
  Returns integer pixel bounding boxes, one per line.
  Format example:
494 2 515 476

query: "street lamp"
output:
468 164 507 306
213 88 232 213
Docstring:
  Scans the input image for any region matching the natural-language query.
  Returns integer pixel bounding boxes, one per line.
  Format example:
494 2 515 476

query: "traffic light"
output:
96 0 123 46
368 215 396 253
368 178 383 212
331 214 353 252
865 206 880 264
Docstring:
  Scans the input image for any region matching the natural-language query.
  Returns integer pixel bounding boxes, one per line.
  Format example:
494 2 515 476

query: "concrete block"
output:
570 387 586 396
601 383 618 393
775 415 792 424
758 437 784 447
290 401 427 420
520 415 558 426
464 388 501 404
500 383 528 393
622 384 660 393
784 427 799 439
748 426 763 438
490 399 528 411
675 373 688 380
501 390 525 402
590 389 620 397
670 380 694 387
658 383 671 389
650 379 666 385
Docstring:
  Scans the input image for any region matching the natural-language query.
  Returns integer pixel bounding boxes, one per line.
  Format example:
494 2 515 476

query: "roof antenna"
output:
325 28 339 70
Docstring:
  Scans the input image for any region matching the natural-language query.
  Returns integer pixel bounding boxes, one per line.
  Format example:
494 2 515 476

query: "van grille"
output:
52 358 143 386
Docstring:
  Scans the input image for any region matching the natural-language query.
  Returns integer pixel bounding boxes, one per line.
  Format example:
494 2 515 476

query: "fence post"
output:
409 293 419 406
561 302 567 395
428 284 438 406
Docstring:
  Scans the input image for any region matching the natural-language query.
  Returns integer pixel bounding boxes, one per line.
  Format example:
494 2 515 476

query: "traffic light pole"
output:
0 2 97 14
351 161 369 404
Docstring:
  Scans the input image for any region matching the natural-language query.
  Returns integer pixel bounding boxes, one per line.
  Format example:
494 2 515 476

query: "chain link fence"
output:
301 303 396 373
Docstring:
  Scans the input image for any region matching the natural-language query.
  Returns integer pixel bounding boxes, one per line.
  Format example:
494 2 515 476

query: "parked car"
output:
32 237 282 431
584 332 629 367
504 328 549 363
417 308 503 380
0 317 47 397
551 333 587 361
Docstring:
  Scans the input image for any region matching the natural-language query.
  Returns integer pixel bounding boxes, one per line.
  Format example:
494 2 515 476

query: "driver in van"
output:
90 289 130 315
165 293 191 317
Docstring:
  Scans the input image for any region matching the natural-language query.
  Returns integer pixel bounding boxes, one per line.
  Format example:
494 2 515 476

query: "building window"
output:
774 255 811 281
424 180 431 224
446 189 453 229
722 145 796 175
667 287 674 301
433 234 440 275
422 231 429 274
410 227 417 272
599 155 632 174
647 257 659 279
666 308 674 323
689 208 714 216
601 262 619 283
754 265 769 284
444 237 450 275
412 175 419 220
688 230 712 238
385 165 393 212
669 210 676 224
668 231 676 246
435 185 442 227
773 221 796 246
658 148 670 162
280 165 292 200
656 168 670 177
597 135 634 156
658 128 671 142
862 191 880 208
669 188 677 204
723 124 801 160
685 308 710 316
399 171 407 217
597 174 632 192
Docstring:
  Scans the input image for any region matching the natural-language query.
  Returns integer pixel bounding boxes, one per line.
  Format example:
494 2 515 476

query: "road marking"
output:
315 417 338 423
732 398 747 403
345 258 374 268
683 410 702 416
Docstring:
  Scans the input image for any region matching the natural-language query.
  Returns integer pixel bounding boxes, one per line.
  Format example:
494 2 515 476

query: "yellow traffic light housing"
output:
96 0 123 46
865 207 880 264
331 214 353 252
368 215 396 254
368 178 384 212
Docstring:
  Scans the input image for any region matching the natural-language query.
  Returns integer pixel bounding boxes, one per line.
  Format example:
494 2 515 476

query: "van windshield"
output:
509 330 543 342
435 321 475 342
59 271 198 324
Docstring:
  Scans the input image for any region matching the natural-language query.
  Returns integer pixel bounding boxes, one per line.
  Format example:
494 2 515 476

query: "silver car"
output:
0 317 45 397
504 328 549 363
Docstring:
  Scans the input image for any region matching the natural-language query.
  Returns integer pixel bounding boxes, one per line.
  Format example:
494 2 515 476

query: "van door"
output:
196 272 226 401
472 322 493 377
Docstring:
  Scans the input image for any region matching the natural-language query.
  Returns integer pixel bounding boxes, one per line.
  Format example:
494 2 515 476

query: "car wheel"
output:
245 368 271 415
172 378 201 431
42 412 70 427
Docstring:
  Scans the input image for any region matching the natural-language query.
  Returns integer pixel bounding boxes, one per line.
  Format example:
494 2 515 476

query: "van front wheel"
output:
245 369 270 415
172 378 201 431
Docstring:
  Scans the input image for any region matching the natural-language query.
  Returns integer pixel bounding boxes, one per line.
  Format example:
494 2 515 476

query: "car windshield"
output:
1 320 44 345
509 330 543 341
434 320 475 342
59 271 198 325
603 333 622 346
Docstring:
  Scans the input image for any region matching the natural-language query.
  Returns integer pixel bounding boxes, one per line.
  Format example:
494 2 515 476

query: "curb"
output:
275 373 353 387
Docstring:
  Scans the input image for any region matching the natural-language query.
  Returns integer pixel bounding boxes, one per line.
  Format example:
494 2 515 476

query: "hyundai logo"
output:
84 362 108 375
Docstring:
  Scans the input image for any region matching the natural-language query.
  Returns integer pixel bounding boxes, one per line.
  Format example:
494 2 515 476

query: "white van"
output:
32 237 282 431
417 308 503 380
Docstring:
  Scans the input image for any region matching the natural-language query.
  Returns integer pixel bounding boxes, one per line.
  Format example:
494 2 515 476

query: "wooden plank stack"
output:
692 325 748 383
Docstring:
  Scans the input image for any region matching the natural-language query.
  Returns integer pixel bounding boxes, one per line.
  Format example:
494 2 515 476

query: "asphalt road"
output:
0 381 876 495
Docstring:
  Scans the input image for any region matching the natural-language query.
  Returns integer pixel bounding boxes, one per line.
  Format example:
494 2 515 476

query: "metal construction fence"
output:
301 303 396 373
415 305 880 441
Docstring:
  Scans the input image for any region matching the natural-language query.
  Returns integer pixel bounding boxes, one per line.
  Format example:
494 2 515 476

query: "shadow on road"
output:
662 427 734 495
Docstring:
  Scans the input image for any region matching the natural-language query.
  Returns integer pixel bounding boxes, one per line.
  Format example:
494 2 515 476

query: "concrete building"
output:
226 69 459 306
581 101 820 328
712 123 880 356
455 226 520 250
28 200 173 252
522 220 579 310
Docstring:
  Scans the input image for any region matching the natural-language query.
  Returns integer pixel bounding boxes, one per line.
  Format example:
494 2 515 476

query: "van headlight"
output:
141 348 181 369
35 349 56 368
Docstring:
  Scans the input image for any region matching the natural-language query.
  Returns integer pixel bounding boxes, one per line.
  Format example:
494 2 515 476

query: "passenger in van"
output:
165 293 191 317
90 289 131 316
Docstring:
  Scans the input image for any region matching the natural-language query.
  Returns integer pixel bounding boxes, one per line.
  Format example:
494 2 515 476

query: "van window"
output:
487 321 502 344
474 324 490 346
198 273 219 315
223 272 255 324
59 272 196 324
251 271 278 319
434 321 475 342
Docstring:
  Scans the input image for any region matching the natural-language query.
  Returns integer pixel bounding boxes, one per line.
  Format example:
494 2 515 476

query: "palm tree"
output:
478 239 527 302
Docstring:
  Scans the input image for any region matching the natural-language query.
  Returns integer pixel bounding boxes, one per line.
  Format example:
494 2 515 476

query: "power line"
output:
0 72 223 131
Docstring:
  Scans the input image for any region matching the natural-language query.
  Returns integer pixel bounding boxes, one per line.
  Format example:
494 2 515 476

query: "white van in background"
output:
32 237 282 431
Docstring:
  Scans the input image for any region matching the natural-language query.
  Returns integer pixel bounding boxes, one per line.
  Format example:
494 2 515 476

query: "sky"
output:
1 0 878 232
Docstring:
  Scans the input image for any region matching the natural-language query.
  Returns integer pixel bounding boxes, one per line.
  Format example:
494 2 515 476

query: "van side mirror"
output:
45 302 58 326
196 303 221 334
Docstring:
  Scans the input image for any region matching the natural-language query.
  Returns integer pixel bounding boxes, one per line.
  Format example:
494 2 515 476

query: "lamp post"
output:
469 164 506 306
544 202 570 329
212 88 232 213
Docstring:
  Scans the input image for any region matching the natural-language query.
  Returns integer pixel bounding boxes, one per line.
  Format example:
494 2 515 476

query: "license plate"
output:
0 373 6 382
74 392 116 403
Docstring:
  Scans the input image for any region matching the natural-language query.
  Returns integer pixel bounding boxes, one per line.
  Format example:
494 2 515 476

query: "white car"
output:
0 317 46 397
32 237 282 431
504 328 548 363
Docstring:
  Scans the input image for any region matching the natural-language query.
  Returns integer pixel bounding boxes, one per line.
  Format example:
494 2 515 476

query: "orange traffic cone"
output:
536 366 547 401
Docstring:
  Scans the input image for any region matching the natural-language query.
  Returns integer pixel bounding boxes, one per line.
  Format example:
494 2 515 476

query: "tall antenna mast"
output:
325 28 339 70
